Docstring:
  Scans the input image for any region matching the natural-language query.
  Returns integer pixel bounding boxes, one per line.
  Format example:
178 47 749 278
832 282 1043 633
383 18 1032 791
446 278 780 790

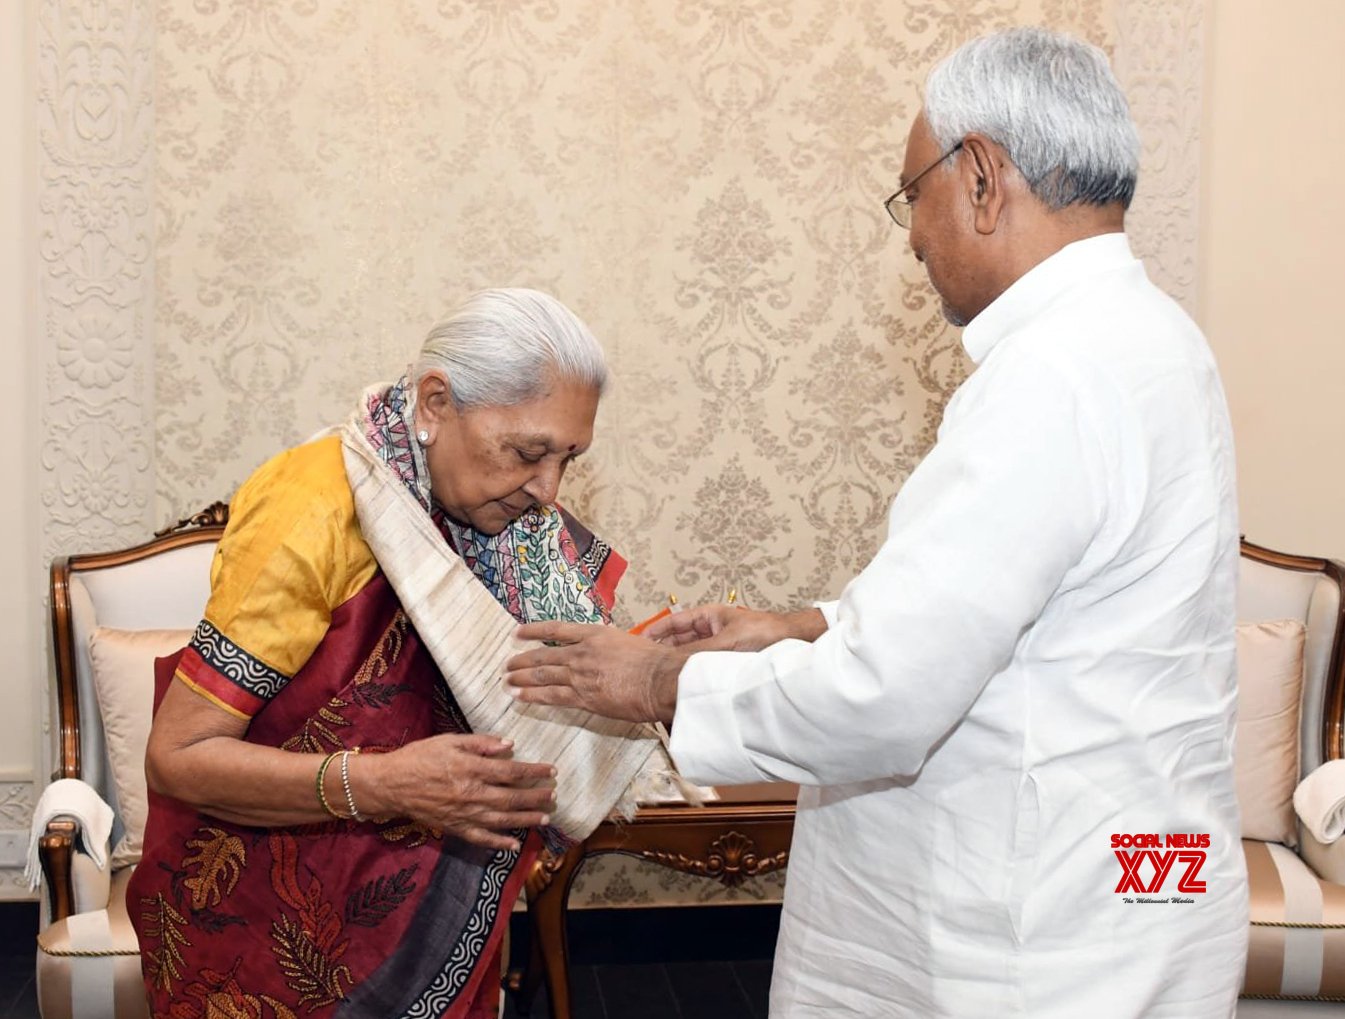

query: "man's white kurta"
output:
670 234 1248 1018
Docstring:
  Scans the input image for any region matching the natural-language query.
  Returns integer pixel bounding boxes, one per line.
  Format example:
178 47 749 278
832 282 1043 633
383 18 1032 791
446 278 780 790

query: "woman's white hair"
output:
412 288 607 408
924 26 1140 210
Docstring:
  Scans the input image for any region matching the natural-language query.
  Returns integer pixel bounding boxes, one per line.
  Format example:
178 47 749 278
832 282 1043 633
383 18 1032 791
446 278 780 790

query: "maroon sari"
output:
129 573 532 1018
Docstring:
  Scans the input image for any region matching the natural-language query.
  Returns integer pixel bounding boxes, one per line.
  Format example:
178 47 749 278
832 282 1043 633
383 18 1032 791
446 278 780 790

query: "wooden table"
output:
506 783 797 1019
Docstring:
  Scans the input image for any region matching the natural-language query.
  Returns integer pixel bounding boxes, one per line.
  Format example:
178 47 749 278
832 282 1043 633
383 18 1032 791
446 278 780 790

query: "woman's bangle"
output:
316 750 344 819
340 747 365 822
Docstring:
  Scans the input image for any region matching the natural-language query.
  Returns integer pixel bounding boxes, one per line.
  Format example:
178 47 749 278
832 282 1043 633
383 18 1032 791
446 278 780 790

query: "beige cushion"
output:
36 867 148 1018
1235 620 1305 845
1242 839 1345 1000
87 627 192 869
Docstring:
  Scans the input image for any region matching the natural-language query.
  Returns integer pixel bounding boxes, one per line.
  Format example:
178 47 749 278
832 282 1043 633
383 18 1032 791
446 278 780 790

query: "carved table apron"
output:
506 783 798 1019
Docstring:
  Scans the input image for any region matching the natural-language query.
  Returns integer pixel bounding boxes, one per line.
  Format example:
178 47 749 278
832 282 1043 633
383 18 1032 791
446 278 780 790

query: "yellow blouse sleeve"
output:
176 435 376 719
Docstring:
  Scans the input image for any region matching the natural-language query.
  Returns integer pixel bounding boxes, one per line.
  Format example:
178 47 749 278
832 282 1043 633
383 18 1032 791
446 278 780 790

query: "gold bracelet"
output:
316 750 344 819
340 747 365 822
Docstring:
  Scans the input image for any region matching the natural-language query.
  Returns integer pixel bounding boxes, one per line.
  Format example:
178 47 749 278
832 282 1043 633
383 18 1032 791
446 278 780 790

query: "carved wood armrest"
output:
39 819 77 923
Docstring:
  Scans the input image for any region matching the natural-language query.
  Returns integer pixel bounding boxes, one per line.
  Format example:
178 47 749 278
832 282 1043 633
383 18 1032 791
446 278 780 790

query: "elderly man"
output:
506 26 1247 1019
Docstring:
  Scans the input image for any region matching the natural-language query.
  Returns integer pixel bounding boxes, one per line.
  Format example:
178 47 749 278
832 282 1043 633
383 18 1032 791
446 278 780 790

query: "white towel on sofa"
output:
1294 759 1345 845
24 778 114 890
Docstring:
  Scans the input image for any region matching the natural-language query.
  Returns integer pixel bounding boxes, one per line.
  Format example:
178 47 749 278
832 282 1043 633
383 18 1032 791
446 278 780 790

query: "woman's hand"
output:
642 605 828 651
147 681 555 850
358 734 558 852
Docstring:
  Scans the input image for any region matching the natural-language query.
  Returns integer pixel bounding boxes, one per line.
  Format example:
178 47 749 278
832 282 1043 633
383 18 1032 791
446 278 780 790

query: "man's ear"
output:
961 133 1008 235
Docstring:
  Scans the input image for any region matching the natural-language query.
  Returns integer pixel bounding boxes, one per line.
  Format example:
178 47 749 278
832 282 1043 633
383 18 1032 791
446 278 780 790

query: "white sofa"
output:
1234 543 1345 1013
36 506 223 1019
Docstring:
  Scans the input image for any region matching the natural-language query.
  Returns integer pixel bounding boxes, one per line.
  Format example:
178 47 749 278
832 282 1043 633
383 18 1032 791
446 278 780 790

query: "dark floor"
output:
0 900 778 1019
504 905 779 1019
1 902 38 1019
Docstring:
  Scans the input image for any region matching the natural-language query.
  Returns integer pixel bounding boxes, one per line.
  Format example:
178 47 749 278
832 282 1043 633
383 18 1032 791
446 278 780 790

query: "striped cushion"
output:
1243 839 1345 999
36 867 147 1019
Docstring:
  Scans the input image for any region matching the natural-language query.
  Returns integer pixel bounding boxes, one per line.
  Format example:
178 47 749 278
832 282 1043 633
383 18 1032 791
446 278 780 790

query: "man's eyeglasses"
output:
884 141 964 229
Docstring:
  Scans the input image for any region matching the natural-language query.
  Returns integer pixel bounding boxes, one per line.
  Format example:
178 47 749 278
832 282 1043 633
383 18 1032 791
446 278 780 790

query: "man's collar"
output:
960 232 1135 364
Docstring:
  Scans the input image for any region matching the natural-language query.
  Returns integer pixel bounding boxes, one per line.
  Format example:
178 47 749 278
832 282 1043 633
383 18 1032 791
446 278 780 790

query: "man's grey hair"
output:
924 27 1140 210
412 288 607 409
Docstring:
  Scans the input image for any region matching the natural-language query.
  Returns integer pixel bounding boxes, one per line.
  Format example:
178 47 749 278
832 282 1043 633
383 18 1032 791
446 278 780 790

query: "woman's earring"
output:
416 429 430 446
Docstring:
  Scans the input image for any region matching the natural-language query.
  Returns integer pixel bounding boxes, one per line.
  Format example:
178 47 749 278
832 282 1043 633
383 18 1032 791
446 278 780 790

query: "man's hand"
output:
505 622 690 725
643 605 827 651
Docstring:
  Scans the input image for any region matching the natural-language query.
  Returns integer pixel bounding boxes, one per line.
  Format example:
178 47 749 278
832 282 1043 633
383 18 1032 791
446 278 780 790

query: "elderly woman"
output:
128 289 628 1018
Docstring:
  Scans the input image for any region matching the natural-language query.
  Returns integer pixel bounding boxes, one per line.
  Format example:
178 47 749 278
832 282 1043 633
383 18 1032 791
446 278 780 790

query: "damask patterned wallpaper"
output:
148 0 1201 621
33 0 1204 904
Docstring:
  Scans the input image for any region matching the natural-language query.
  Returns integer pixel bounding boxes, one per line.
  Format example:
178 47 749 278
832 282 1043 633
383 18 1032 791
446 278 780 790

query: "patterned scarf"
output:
343 377 673 842
358 376 622 626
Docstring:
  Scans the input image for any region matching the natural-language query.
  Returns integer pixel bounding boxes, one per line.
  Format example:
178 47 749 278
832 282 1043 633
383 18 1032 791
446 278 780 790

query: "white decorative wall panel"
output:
1114 0 1206 314
37 0 156 562
23 0 157 901
0 781 36 901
